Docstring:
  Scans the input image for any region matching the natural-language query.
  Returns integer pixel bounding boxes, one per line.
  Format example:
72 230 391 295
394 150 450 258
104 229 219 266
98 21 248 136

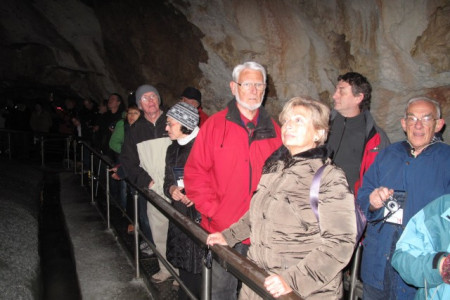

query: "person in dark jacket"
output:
326 72 390 196
179 86 209 127
120 84 172 282
98 93 125 161
326 72 391 296
163 102 202 299
109 105 141 233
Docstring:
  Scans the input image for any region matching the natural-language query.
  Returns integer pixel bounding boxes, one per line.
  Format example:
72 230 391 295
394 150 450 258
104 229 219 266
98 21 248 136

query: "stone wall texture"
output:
1 0 449 142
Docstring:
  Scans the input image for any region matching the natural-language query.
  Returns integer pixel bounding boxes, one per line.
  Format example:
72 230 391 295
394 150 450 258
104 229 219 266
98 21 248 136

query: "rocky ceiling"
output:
1 0 449 142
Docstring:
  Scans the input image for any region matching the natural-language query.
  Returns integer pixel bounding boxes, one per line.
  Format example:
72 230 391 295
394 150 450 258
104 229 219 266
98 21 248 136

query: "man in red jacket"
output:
184 61 282 299
179 86 209 127
326 72 390 298
326 72 390 196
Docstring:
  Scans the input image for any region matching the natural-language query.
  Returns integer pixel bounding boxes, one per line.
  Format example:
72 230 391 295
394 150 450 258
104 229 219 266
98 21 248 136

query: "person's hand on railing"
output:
148 180 155 189
181 196 194 207
169 185 194 207
206 232 228 246
264 274 293 298
169 185 184 201
109 166 122 181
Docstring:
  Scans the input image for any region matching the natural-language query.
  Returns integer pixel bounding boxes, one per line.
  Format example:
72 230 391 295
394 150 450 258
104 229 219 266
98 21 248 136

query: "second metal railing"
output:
79 141 303 300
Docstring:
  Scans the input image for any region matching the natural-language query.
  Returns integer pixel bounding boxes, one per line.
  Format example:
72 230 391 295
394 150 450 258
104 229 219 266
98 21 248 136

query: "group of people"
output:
95 61 448 300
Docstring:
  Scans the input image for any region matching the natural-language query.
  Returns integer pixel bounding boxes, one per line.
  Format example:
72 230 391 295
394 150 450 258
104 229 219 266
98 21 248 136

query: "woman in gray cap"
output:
163 102 203 299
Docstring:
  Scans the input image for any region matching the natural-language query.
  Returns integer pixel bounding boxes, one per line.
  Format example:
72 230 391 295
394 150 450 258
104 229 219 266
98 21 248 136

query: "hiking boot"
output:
139 242 154 257
151 271 172 283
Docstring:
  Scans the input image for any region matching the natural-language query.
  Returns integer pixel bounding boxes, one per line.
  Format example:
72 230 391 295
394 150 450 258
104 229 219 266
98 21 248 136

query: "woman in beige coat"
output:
207 97 357 299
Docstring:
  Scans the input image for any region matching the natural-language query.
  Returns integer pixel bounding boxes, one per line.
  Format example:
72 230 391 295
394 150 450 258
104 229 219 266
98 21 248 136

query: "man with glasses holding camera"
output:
357 97 450 300
184 61 282 299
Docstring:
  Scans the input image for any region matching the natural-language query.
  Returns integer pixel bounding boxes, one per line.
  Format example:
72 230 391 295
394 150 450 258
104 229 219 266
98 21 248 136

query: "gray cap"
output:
135 84 161 107
167 102 199 130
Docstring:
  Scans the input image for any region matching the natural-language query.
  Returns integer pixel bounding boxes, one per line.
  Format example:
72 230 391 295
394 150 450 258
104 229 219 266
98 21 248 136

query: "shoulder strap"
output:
309 163 328 221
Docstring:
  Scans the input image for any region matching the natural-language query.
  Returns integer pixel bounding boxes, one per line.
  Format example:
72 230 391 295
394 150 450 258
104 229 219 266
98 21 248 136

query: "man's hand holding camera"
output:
369 187 394 211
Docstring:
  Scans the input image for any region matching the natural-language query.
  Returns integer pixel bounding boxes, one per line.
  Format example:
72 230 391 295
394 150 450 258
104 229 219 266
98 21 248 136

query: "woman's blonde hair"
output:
279 96 330 145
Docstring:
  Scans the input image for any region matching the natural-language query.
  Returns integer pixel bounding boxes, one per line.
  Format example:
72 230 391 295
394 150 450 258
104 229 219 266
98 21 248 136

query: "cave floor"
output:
40 163 178 299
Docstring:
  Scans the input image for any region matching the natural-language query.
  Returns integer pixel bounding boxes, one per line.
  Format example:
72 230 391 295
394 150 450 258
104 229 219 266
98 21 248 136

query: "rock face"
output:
0 160 43 299
0 0 449 141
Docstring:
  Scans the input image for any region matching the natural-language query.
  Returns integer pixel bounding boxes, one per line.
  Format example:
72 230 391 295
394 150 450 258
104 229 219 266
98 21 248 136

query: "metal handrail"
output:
0 129 358 299
79 141 302 300
0 129 73 167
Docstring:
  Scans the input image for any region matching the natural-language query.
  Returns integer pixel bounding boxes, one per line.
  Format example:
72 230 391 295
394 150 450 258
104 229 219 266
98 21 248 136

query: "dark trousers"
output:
211 242 249 300
178 269 202 300
138 195 154 244
362 260 416 300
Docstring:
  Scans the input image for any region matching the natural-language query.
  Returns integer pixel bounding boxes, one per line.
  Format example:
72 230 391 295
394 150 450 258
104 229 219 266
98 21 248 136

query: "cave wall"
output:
0 0 206 103
170 0 450 142
0 0 449 142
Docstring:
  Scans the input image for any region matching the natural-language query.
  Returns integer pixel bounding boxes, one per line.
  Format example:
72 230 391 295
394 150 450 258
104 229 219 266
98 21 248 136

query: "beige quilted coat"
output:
223 148 357 299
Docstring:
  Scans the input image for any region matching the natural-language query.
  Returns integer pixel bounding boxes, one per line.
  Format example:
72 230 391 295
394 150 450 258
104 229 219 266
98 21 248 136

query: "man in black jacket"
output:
120 84 173 283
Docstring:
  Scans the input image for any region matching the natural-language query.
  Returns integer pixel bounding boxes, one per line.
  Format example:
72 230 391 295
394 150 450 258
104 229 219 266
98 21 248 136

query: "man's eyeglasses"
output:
405 115 437 126
141 94 158 102
235 82 266 91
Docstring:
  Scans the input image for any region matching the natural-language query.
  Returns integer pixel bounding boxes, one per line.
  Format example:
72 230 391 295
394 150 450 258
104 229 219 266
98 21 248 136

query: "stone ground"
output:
63 169 180 300
0 154 178 299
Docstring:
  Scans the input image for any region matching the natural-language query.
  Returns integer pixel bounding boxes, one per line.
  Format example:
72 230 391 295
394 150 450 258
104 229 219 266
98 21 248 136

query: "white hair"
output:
232 61 267 83
405 97 441 118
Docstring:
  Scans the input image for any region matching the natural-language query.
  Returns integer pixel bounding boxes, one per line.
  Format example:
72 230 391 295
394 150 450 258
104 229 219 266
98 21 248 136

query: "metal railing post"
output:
80 143 84 186
349 243 363 300
57 141 304 300
106 167 110 229
95 159 102 197
90 152 95 204
65 137 71 169
7 132 11 160
73 139 77 173
134 191 140 278
40 136 45 167
201 251 212 300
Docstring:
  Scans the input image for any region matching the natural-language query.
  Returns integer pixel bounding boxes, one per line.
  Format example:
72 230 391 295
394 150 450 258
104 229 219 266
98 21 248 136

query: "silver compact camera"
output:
383 195 400 213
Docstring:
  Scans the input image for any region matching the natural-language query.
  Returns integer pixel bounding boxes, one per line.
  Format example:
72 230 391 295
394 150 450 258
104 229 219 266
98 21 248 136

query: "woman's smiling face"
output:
281 105 318 155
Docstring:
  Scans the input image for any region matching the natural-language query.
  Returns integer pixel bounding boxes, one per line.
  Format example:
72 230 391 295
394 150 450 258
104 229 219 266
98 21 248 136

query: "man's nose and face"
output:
231 69 265 112
401 100 445 150
165 116 183 141
108 95 120 111
181 97 199 109
332 80 363 117
140 92 159 114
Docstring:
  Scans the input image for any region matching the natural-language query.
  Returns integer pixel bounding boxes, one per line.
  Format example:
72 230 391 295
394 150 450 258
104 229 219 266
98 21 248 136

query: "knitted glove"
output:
442 255 450 284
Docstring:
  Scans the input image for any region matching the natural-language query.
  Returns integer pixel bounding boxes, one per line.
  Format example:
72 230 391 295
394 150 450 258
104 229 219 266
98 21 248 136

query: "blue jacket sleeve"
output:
356 153 385 221
391 210 444 288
